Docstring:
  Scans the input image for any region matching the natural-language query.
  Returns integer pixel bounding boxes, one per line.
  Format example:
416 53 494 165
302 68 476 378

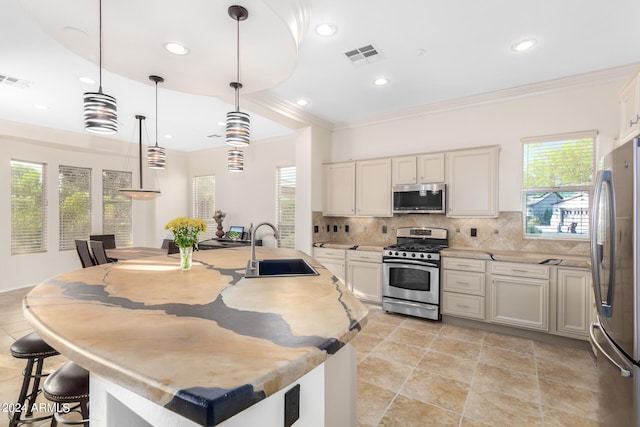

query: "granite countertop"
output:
441 247 590 268
23 247 368 426
313 241 386 252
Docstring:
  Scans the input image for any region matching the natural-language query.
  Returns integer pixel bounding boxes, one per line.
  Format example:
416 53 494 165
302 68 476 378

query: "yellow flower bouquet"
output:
164 217 207 270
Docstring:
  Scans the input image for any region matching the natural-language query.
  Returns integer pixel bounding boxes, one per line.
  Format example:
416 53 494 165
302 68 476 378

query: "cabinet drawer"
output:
313 248 346 260
442 270 485 296
442 292 485 320
347 250 382 263
490 261 548 279
443 257 485 272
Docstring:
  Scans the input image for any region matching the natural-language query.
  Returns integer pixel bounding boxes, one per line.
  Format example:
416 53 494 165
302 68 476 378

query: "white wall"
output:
331 80 623 212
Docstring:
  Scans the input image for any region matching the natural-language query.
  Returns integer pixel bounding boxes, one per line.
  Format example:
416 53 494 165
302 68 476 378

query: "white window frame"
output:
11 159 48 254
276 166 296 249
192 175 216 240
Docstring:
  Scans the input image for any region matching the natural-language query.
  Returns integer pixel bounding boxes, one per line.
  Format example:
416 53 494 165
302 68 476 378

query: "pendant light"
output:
83 0 118 134
228 149 244 172
119 115 161 199
147 75 166 169
225 5 250 147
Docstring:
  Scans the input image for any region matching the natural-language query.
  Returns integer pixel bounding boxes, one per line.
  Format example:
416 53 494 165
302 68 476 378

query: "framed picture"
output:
227 226 244 240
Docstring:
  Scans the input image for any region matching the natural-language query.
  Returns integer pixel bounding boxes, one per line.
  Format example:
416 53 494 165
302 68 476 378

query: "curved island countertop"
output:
23 247 369 426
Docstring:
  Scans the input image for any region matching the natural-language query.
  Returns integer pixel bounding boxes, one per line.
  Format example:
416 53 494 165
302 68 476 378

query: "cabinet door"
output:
619 73 640 144
417 153 445 183
392 156 417 185
446 146 499 218
316 257 345 283
323 162 356 216
489 275 548 331
346 260 382 302
556 268 591 338
356 158 392 217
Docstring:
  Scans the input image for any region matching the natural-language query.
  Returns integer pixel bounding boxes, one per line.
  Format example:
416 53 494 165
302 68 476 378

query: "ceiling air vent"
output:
344 44 382 66
0 73 32 89
207 134 222 138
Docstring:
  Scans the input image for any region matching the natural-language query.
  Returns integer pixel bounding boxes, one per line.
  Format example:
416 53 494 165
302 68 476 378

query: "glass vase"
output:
179 246 193 271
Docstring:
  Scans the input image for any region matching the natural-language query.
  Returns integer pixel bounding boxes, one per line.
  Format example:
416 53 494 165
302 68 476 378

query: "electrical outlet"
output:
333 225 338 232
326 224 330 232
345 225 350 232
471 228 477 237
382 225 387 233
494 229 499 234
313 225 319 233
284 384 300 427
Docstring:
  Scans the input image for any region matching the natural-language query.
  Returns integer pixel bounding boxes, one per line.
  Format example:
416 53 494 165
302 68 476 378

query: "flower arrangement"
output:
164 216 207 249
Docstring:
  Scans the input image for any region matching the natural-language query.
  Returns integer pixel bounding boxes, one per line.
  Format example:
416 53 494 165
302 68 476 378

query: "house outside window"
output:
522 130 596 240
276 166 296 249
192 175 215 240
59 165 91 250
11 160 47 254
102 170 132 247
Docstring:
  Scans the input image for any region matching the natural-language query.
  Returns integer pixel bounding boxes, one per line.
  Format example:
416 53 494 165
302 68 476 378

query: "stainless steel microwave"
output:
392 183 446 214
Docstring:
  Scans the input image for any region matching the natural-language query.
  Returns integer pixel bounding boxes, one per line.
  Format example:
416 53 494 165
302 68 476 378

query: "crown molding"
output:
333 63 640 132
245 91 334 131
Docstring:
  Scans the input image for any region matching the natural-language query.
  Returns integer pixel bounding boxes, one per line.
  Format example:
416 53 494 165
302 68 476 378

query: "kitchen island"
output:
22 247 368 427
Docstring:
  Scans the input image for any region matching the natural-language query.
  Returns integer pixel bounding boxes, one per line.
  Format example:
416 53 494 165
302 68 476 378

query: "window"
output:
11 160 47 254
192 175 215 240
103 170 132 247
59 165 91 250
522 130 596 240
276 166 296 248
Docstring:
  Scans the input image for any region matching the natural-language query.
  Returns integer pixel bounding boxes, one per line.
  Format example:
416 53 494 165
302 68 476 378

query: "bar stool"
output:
9 332 59 427
43 361 89 426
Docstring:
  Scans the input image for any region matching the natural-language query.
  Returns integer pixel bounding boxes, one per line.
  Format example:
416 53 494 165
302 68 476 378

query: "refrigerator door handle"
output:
590 321 633 377
590 169 616 317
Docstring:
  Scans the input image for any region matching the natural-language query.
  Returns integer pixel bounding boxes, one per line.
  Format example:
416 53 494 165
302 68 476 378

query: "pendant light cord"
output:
235 14 240 112
98 0 103 93
155 80 159 148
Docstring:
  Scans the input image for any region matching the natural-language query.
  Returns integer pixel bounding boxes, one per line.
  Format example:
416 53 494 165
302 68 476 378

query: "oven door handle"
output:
383 258 439 268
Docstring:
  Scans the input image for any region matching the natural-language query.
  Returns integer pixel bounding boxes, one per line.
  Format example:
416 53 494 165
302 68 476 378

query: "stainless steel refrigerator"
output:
591 136 640 426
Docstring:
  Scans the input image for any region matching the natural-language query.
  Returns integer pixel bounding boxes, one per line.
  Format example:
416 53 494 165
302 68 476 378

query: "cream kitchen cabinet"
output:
553 267 592 340
441 257 486 320
313 247 346 283
445 146 499 218
346 250 383 303
619 71 640 144
392 153 445 185
489 262 549 331
356 158 392 216
323 162 356 216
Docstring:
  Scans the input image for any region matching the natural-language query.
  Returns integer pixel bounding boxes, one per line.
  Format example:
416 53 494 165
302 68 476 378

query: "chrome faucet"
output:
250 222 279 270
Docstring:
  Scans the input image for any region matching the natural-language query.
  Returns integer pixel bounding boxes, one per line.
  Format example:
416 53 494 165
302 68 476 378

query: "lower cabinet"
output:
441 257 486 320
346 251 382 303
489 274 549 331
313 248 346 283
553 267 592 339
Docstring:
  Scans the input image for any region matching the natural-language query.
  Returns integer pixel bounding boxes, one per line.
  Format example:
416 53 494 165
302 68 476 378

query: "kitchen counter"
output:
23 247 368 426
313 241 385 252
441 247 590 268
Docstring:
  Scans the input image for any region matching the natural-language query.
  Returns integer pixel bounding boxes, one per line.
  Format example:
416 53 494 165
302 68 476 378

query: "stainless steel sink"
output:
244 258 319 278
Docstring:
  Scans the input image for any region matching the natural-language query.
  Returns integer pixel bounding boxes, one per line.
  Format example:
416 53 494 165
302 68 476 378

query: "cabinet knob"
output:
631 114 640 127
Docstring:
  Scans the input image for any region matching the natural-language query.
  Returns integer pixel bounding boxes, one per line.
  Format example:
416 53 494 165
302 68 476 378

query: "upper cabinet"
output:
356 158 392 216
392 153 445 185
619 72 640 144
446 146 499 218
323 162 356 216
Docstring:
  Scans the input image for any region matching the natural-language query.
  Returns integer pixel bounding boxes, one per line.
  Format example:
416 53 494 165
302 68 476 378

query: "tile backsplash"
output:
312 211 589 256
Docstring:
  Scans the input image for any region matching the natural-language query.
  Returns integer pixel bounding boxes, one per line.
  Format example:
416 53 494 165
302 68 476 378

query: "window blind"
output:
102 170 132 247
192 175 216 240
11 160 47 254
59 165 91 250
276 166 296 249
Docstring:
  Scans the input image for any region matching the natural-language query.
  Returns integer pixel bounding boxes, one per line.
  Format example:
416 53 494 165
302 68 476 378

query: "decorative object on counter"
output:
83 0 117 134
118 115 161 199
147 75 166 169
213 210 226 238
164 216 207 270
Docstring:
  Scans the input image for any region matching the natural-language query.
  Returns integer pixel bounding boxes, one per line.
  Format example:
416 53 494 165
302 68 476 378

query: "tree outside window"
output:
11 160 47 254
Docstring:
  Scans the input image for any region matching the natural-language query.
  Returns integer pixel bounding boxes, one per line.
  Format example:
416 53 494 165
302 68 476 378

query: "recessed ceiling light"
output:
315 24 337 37
164 42 189 55
164 134 172 139
296 99 309 107
217 121 225 126
79 76 95 84
416 49 426 56
34 104 47 110
511 39 537 52
373 77 390 87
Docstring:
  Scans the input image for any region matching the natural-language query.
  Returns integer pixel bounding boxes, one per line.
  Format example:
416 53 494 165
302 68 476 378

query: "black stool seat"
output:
43 361 89 426
10 332 59 359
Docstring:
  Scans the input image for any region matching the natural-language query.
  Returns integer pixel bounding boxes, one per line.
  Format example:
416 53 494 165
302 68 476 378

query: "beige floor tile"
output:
377 395 460 427
482 331 535 354
471 363 539 403
357 355 414 394
539 377 600 422
400 370 469 413
371 340 425 368
533 340 594 365
541 406 600 427
429 335 481 360
536 354 599 392
400 317 443 334
351 332 383 354
479 345 537 376
416 350 477 385
356 380 395 427
360 320 397 340
386 326 436 349
367 310 406 326
460 417 495 427
464 390 542 427
438 324 485 344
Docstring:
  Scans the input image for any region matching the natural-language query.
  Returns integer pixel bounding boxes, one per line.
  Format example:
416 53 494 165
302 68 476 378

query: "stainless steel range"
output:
382 227 448 321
